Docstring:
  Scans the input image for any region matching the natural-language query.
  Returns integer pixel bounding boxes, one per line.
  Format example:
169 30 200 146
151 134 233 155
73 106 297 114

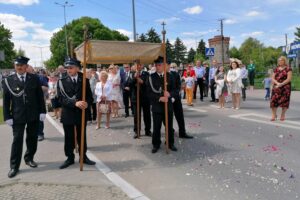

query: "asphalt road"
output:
83 89 300 200
1 89 299 200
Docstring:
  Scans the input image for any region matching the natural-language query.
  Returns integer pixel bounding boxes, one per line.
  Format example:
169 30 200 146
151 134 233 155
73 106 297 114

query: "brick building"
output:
208 35 230 65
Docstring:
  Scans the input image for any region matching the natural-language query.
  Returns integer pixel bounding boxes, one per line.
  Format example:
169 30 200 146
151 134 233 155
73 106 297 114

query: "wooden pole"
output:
80 25 88 171
162 22 169 154
136 60 141 138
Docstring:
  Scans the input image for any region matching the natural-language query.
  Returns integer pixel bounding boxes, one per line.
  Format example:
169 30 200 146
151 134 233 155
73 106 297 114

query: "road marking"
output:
183 106 207 113
46 114 150 200
229 113 300 130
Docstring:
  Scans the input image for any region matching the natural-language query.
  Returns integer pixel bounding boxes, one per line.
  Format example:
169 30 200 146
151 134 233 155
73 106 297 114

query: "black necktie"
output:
72 78 77 87
20 75 25 85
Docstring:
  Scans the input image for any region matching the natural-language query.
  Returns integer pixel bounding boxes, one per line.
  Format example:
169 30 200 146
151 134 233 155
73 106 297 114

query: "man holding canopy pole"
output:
147 56 177 153
57 57 96 169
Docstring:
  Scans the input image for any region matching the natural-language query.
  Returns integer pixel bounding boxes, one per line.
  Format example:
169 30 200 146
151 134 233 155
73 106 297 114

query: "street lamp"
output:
55 1 74 58
32 46 50 68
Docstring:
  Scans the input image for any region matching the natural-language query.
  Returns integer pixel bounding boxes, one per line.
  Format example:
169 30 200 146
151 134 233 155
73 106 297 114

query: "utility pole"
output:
32 46 49 68
55 1 74 57
132 0 137 41
219 18 225 66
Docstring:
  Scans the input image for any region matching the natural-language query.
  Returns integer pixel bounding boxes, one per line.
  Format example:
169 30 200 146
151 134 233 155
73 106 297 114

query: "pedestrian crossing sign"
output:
205 48 215 57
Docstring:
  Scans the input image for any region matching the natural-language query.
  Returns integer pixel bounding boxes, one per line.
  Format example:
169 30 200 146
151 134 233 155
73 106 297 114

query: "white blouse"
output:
95 81 113 102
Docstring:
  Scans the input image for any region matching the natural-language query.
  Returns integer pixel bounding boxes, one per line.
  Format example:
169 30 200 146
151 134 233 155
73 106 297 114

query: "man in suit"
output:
147 57 177 153
130 63 152 139
169 62 193 139
121 64 132 117
2 56 46 178
193 60 206 101
57 58 95 169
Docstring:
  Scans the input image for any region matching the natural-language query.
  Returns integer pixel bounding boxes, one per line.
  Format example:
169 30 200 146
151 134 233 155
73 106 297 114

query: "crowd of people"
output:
1 55 293 178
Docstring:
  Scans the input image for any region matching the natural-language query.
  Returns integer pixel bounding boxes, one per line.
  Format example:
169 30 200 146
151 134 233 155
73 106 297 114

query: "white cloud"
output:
245 11 262 17
116 29 133 41
182 29 217 37
286 24 300 31
0 13 60 66
224 19 238 25
241 31 264 37
0 0 38 6
183 5 203 15
155 17 180 24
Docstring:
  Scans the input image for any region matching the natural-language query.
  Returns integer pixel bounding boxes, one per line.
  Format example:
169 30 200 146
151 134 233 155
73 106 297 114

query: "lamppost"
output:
55 1 74 57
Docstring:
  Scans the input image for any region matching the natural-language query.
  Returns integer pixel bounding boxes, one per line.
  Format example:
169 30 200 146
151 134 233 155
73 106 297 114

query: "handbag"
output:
98 83 110 114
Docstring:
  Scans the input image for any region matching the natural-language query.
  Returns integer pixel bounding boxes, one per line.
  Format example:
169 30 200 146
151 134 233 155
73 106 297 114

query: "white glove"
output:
5 119 13 126
39 114 46 121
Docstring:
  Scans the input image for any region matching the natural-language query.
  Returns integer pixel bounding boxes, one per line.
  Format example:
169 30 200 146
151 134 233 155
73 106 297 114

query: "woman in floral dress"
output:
270 56 292 121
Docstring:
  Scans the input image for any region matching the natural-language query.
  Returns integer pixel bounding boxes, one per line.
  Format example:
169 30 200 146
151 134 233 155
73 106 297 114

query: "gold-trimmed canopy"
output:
74 40 163 64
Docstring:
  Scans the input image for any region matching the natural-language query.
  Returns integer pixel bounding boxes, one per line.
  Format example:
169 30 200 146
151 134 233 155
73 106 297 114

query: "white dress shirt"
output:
17 73 27 82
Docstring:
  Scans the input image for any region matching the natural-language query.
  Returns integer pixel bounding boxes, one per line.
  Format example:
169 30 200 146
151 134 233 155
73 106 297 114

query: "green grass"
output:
0 106 3 124
254 73 300 91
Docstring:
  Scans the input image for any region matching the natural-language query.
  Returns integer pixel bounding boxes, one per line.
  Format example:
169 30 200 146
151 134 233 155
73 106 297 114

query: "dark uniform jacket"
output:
170 71 181 100
2 73 46 124
57 72 93 125
147 72 175 113
130 70 150 103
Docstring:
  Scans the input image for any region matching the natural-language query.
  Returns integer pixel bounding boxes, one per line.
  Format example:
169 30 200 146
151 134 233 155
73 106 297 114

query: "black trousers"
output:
132 99 151 134
123 90 132 116
194 78 204 100
210 79 216 101
63 123 87 161
10 121 39 169
152 111 174 148
87 103 97 121
173 98 186 136
242 78 248 100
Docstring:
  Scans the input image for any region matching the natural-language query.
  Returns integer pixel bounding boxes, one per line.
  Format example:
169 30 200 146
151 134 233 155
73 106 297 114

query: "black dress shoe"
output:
169 146 178 152
59 159 74 169
25 160 38 168
125 114 129 118
133 134 138 139
145 132 152 137
210 100 215 102
83 157 96 165
179 134 194 139
8 169 19 178
151 147 160 153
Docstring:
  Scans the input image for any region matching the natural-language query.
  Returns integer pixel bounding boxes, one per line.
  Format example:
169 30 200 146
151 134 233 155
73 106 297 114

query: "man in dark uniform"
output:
121 64 132 117
57 58 95 169
169 62 193 139
130 63 152 139
2 56 46 178
147 57 177 153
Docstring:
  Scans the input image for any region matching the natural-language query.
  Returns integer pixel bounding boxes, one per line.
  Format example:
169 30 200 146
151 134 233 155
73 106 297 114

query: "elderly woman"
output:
95 71 112 129
270 56 292 121
227 61 242 110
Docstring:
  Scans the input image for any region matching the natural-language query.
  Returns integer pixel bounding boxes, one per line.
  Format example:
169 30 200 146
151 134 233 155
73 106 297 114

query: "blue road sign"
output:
291 42 300 51
205 48 215 57
287 54 297 58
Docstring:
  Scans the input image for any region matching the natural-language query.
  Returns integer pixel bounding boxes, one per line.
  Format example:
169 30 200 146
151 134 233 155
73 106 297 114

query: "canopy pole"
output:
80 25 88 171
162 22 169 154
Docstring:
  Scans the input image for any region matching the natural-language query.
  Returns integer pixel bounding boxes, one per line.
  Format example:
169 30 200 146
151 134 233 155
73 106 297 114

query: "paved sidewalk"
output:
0 121 129 200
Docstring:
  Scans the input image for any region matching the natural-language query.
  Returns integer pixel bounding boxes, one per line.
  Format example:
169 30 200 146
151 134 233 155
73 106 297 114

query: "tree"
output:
15 47 26 57
139 33 147 42
196 39 206 58
166 39 174 62
187 48 196 63
45 17 129 70
229 46 241 59
173 37 187 64
295 26 300 41
0 22 16 69
146 27 161 43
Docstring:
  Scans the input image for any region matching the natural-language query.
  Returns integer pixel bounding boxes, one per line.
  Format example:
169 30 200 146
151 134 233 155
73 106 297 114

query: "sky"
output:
0 0 300 66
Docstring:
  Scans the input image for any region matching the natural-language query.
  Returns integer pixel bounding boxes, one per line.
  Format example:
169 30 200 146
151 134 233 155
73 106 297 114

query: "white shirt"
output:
69 74 78 83
95 81 113 102
17 73 27 82
185 77 195 88
227 68 241 83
